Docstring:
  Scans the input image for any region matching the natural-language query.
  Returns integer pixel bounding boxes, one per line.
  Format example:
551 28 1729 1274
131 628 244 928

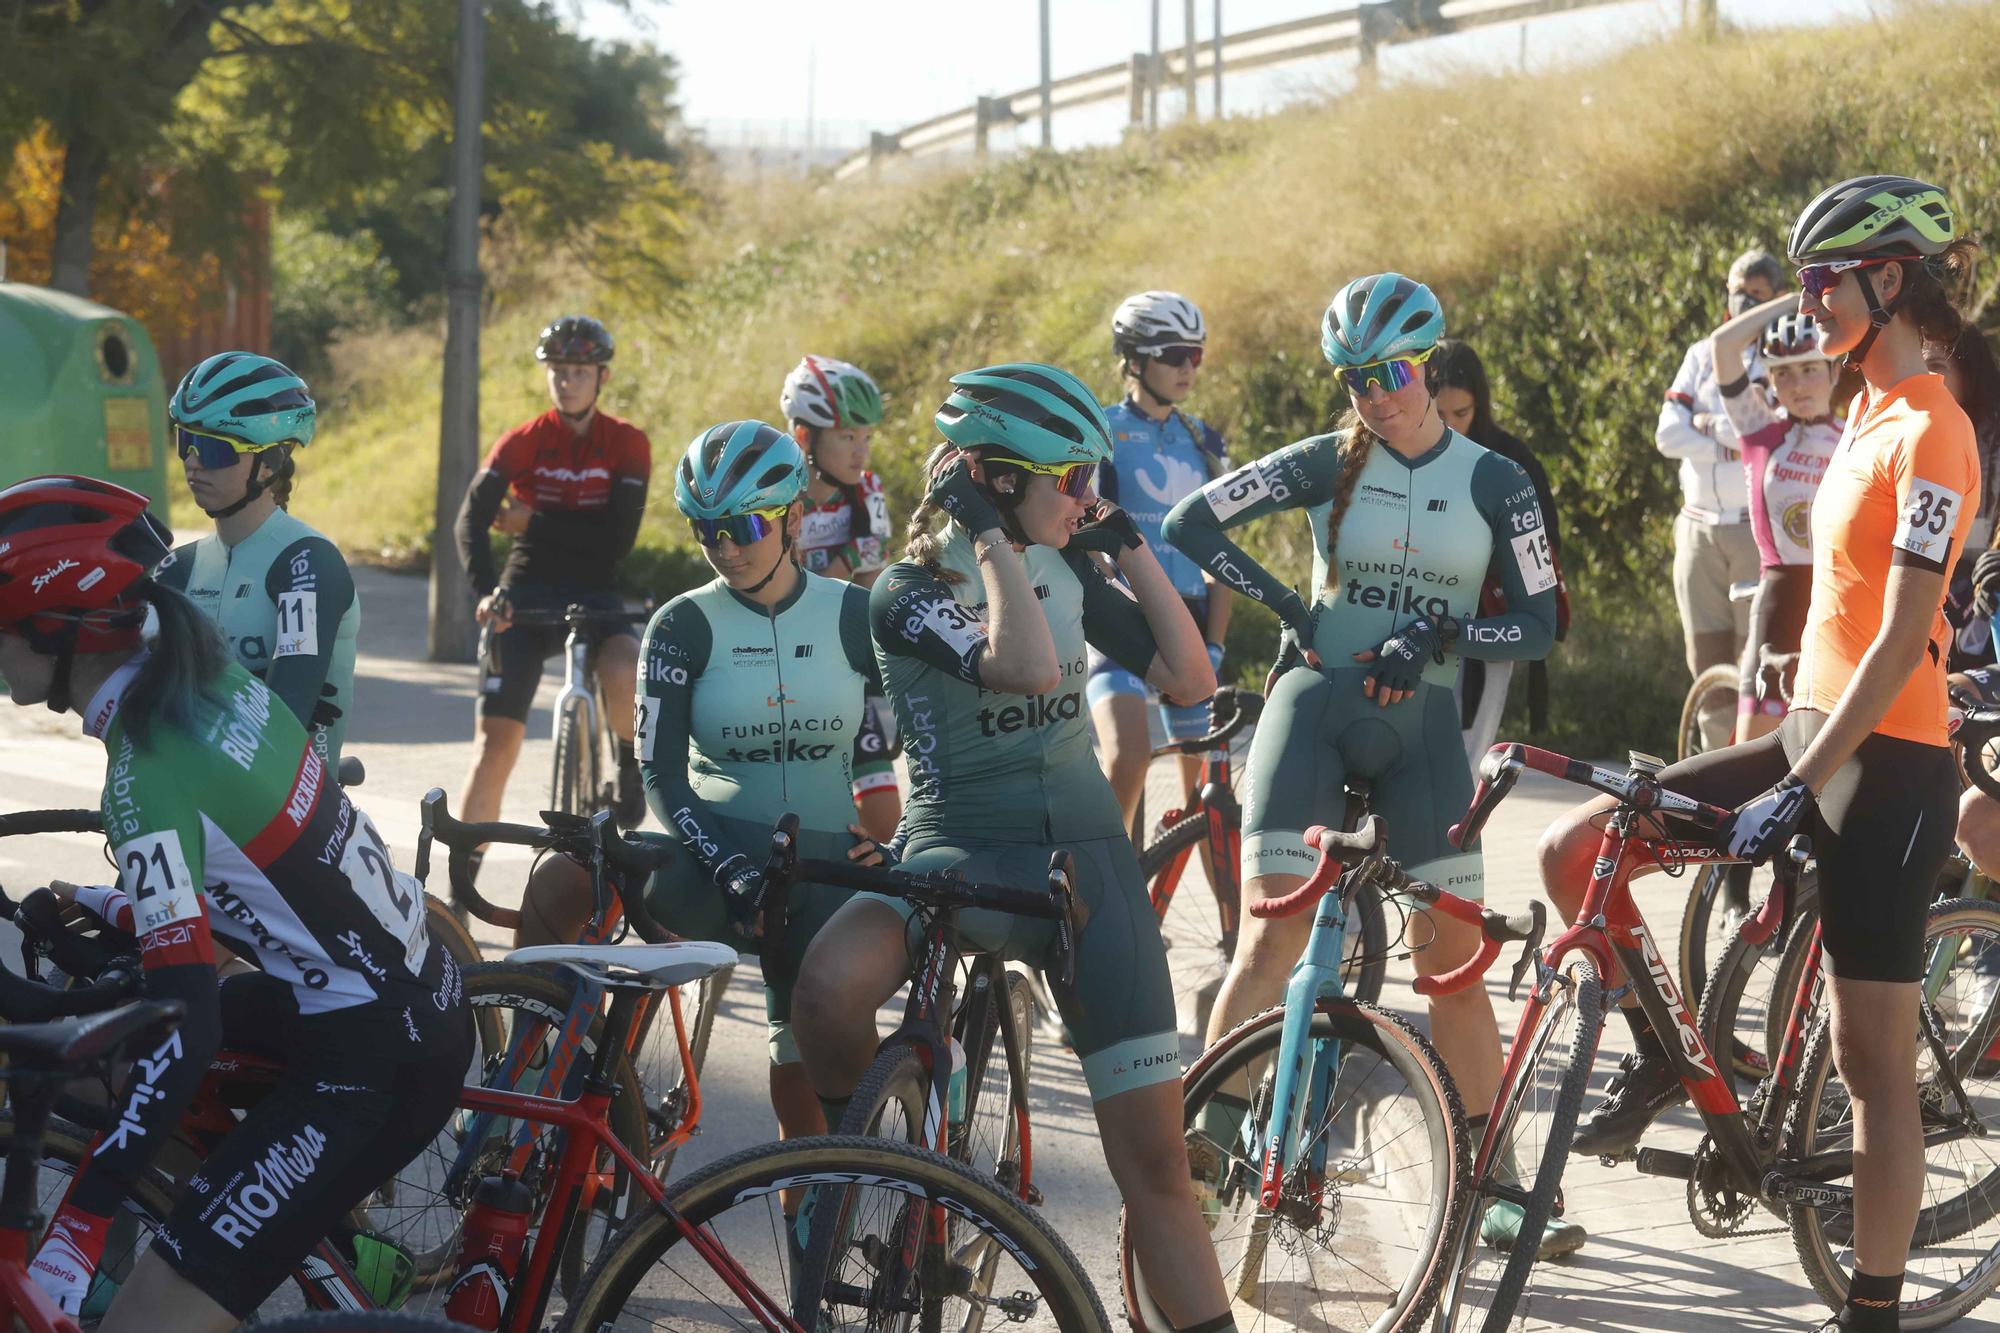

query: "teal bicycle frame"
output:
1249 816 1543 1209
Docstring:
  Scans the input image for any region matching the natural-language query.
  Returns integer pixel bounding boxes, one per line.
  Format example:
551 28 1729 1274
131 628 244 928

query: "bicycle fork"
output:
1256 889 1349 1210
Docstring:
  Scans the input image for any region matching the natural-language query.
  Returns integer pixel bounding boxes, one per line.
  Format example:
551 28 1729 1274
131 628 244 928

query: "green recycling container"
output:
0 282 169 502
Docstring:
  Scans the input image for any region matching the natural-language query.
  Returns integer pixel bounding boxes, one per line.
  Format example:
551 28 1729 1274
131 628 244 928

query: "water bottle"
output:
946 1038 968 1128
443 1174 533 1330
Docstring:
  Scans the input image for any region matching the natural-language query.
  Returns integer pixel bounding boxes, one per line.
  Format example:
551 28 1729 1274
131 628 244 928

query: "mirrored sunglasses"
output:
1149 345 1204 368
1002 458 1097 499
1340 347 1433 397
689 505 788 547
174 426 250 469
1796 256 1898 298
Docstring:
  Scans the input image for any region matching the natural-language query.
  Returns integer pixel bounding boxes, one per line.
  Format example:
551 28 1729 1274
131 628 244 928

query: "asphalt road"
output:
0 565 1957 1330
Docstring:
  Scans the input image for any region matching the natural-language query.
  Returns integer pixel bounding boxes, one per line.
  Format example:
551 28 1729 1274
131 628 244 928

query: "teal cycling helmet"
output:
933 362 1112 467
675 420 808 519
1320 273 1445 368
780 356 884 430
169 352 316 448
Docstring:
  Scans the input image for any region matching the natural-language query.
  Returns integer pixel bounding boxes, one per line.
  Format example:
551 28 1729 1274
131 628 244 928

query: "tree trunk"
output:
49 129 107 296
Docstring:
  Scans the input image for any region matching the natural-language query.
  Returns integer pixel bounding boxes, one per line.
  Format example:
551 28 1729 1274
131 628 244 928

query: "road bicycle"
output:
752 814 1079 1331
478 596 651 821
0 874 1108 1332
1118 814 1543 1333
1439 742 2000 1331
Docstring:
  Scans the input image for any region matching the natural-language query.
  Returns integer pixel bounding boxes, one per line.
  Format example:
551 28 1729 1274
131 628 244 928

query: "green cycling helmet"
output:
169 352 316 449
934 362 1112 467
1789 175 1956 263
781 356 884 429
1320 273 1445 368
675 420 808 519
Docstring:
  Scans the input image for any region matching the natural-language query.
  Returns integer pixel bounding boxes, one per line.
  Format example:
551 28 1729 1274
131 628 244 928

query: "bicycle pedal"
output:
1633 1147 1694 1179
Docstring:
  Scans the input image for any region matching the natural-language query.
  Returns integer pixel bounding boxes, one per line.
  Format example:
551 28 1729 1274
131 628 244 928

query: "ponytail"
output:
120 582 229 749
1318 413 1378 594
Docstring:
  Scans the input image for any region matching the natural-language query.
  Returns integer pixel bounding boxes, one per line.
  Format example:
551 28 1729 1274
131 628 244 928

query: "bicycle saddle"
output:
505 941 740 990
0 999 183 1074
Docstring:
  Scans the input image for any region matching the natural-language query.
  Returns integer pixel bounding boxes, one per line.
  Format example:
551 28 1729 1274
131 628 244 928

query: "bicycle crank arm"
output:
1761 1172 1853 1212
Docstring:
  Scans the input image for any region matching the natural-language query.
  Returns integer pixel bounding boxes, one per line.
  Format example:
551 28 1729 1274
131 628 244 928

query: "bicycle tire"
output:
1120 997 1468 1333
1691 876 1822 1091
358 963 648 1294
1442 955 1602 1333
1784 898 2000 1328
1678 662 1740 762
560 1136 1109 1333
1143 810 1388 1015
550 695 597 818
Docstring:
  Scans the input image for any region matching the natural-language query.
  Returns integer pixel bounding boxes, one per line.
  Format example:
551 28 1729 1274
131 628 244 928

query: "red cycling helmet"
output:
0 475 170 651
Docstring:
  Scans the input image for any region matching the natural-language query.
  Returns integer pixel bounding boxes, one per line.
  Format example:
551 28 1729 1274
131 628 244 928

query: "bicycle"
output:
1118 814 1544 1333
0 884 1109 1332
1439 742 2000 1331
477 597 651 820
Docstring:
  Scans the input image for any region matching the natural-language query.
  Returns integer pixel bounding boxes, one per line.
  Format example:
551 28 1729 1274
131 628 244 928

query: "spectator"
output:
1657 247 1785 750
1934 326 2000 665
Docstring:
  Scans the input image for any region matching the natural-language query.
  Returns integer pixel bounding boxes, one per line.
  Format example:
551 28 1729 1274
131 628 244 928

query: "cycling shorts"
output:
1240 664 1483 898
639 815 859 1065
852 694 900 798
153 962 472 1317
854 834 1179 1102
480 584 639 723
1657 709 1957 982
1740 565 1811 719
1084 594 1214 743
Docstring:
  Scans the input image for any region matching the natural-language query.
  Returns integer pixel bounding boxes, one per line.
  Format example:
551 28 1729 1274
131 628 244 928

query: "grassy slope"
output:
297 2 2000 754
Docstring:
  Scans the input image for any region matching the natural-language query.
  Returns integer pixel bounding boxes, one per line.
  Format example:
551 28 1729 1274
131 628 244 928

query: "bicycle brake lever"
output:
1509 901 1548 1003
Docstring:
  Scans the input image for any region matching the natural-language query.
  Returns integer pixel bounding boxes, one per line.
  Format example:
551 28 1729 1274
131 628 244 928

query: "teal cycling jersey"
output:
1164 427 1558 686
1101 398 1227 600
870 528 1160 847
634 571 881 877
155 509 359 768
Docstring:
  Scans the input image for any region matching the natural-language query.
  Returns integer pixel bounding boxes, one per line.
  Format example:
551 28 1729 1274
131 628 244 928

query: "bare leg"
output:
1096 1080 1231 1327
1092 693 1152 832
1827 975 1923 1276
1412 909 1503 1113
100 1249 232 1333
595 635 639 741
792 899 911 1101
460 715 526 825
514 853 593 949
1202 872 1313 1048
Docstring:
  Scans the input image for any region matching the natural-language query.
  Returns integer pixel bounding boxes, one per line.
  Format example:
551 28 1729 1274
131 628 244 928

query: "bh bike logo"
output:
1636 925 1716 1080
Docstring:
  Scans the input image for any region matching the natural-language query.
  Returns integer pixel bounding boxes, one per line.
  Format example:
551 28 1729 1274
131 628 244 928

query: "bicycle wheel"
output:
551 695 600 817
1785 898 2000 1328
562 1136 1108 1333
1441 955 1603 1333
1677 662 1740 762
1693 876 1822 1090
1144 811 1389 1022
1120 997 1467 1333
625 962 734 1179
356 963 649 1294
0 1112 179 1323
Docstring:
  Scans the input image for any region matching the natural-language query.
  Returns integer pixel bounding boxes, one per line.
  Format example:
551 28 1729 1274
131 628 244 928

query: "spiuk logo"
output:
31 558 79 593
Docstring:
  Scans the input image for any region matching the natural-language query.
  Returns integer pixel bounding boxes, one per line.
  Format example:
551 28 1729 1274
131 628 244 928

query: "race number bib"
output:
919 599 987 658
1201 465 1275 522
118 830 201 933
339 811 427 972
1511 529 1558 595
273 590 319 658
1894 478 1964 564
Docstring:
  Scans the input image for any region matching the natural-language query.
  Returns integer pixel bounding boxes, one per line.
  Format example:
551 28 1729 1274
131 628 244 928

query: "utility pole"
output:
1147 0 1160 134
1039 0 1052 148
429 0 485 663
1212 0 1223 116
1182 0 1196 119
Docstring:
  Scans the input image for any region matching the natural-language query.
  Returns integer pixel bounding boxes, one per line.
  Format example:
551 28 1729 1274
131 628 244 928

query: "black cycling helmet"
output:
536 315 615 365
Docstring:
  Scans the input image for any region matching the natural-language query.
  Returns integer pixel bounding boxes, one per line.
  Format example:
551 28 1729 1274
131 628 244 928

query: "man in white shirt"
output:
1657 248 1784 749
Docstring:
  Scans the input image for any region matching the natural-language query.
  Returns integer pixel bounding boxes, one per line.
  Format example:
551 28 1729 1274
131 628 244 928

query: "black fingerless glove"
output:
928 456 1004 535
1068 502 1144 556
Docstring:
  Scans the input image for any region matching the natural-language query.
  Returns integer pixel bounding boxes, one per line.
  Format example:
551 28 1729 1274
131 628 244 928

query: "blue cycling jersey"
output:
1100 398 1226 601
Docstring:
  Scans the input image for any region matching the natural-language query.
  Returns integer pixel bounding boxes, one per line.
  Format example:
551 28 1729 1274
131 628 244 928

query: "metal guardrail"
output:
833 0 1630 181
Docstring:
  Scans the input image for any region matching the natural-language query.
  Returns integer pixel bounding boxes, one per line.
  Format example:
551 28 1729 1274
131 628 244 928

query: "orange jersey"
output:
1794 373 1979 745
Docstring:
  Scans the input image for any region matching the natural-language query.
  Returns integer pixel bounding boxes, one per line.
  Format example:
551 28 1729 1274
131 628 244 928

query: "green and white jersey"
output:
1165 428 1558 686
155 508 360 767
634 572 881 875
870 528 1160 847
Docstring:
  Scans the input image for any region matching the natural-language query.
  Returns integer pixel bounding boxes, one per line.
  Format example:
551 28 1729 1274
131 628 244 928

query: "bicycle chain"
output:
1686 1134 1782 1239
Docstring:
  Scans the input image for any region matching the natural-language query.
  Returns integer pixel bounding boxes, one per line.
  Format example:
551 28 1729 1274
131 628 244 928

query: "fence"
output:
834 0 1690 181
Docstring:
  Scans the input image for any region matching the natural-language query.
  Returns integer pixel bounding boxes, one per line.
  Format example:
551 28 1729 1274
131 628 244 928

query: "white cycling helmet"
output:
779 356 884 431
1111 290 1206 358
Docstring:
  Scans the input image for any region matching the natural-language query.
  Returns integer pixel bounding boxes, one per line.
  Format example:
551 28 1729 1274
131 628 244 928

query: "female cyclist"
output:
0 476 471 1333
1539 175 1979 1333
1165 273 1565 1256
1707 301 1842 741
1431 338 1570 761
778 355 901 842
155 352 359 770
512 421 885 1146
788 363 1232 1329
